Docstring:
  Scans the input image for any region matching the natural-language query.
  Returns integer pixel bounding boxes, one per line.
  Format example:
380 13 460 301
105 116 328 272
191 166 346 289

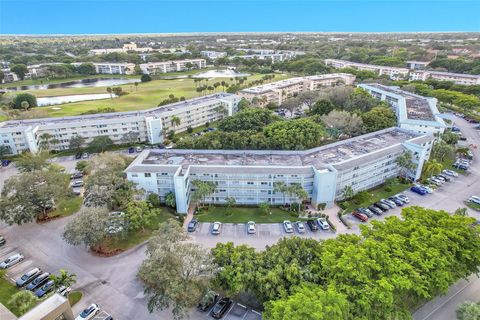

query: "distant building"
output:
406 61 430 70
409 70 480 85
233 49 305 62
89 42 155 55
359 84 446 136
324 58 409 80
140 59 206 75
200 51 227 59
3 71 18 82
239 73 356 105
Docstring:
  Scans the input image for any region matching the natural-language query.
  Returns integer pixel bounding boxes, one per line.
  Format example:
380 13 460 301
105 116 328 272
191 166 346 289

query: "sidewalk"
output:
0 303 17 320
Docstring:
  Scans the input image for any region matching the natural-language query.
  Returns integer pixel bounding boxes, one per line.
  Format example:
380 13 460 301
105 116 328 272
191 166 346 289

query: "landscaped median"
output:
0 271 22 316
195 206 307 223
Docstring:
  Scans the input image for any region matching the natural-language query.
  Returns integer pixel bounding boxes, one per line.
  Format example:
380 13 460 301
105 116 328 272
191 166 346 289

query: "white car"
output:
421 185 434 194
443 169 458 177
316 218 330 230
0 253 24 269
135 146 143 152
469 196 480 205
395 194 409 203
247 221 256 234
296 221 306 233
283 220 294 233
211 222 222 235
71 180 84 188
75 303 99 320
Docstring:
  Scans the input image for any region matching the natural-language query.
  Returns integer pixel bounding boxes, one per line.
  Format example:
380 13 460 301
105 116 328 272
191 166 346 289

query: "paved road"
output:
0 114 479 319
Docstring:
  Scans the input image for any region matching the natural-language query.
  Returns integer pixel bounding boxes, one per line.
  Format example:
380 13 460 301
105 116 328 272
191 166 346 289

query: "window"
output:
145 173 151 177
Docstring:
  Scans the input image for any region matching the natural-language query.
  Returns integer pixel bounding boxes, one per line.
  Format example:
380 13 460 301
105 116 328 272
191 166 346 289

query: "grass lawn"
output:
0 114 7 122
195 206 304 223
68 291 83 306
50 197 83 218
2 72 292 118
101 208 177 252
466 201 480 211
0 271 22 316
340 180 411 213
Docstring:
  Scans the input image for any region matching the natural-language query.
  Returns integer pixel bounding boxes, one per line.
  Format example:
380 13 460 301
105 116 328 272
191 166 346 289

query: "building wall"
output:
140 59 207 75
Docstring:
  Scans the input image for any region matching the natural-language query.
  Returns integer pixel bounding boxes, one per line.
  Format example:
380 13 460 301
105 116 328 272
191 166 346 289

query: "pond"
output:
37 93 116 106
193 69 250 78
6 78 139 91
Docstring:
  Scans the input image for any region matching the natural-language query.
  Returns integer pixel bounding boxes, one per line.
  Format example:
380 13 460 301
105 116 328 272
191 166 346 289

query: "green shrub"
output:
317 203 326 210
187 126 193 133
13 93 37 109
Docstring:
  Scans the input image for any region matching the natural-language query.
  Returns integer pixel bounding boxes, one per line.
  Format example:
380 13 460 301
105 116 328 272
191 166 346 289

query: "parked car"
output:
136 146 143 152
26 272 50 291
81 153 89 159
306 219 318 231
451 126 460 132
469 196 480 205
388 196 404 206
72 188 82 196
380 199 396 209
75 304 100 320
368 205 383 215
0 235 5 247
35 280 55 298
357 207 373 217
70 172 83 180
395 193 410 203
283 220 294 233
211 222 222 235
75 152 82 159
295 221 306 233
211 297 233 319
443 169 458 177
57 285 72 297
247 221 256 234
128 147 135 153
316 217 329 230
197 290 219 312
453 163 469 170
375 202 390 211
187 218 199 232
0 253 24 269
411 186 427 195
1 159 11 167
421 185 434 194
71 180 84 188
16 267 42 287
435 175 449 182
352 211 368 222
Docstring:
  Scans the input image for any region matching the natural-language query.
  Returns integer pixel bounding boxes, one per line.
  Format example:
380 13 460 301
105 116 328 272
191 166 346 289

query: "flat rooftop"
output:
366 84 436 121
240 77 304 94
136 127 423 171
426 70 480 79
326 59 409 71
0 93 234 129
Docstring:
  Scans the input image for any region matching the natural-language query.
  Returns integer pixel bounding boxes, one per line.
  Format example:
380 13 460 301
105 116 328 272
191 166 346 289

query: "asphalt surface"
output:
0 114 479 319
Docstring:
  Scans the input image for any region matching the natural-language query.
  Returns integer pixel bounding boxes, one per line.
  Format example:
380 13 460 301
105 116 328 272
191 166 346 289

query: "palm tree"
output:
395 151 416 181
342 185 354 200
288 184 308 212
424 159 443 178
170 115 181 132
21 100 30 111
213 82 220 92
39 133 53 150
49 269 77 290
273 181 289 204
220 80 226 91
106 87 113 99
134 82 139 91
191 180 216 208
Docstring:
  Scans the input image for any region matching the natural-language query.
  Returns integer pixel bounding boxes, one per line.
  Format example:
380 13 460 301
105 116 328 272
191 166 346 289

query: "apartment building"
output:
409 70 480 85
406 61 430 70
89 42 155 55
359 84 446 136
125 127 433 213
93 62 135 75
200 51 227 59
233 49 305 62
239 73 356 105
324 59 409 80
140 59 207 75
0 93 240 155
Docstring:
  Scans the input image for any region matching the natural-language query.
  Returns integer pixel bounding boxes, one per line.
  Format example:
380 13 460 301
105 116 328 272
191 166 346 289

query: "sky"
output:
0 0 479 34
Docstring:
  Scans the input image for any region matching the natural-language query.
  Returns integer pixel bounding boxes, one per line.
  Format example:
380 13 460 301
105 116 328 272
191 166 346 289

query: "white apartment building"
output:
89 42 155 55
239 73 356 105
93 62 135 75
140 59 207 75
233 49 305 62
126 127 434 213
406 61 430 70
324 59 410 80
0 93 240 155
359 84 446 136
409 70 480 85
200 51 227 59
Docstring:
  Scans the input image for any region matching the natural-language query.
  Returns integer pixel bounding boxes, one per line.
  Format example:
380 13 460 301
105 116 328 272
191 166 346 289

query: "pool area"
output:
6 77 139 91
37 93 116 106
193 69 250 78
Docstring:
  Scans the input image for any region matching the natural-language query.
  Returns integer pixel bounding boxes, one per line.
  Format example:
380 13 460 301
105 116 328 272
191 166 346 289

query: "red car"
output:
352 211 368 222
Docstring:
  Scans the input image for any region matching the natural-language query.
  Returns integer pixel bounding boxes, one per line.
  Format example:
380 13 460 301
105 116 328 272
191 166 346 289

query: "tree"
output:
10 64 28 80
344 88 381 113
191 180 216 208
12 93 37 109
308 99 335 116
456 301 480 320
225 197 236 209
288 184 308 212
361 106 397 132
321 110 363 137
8 291 38 314
141 74 152 82
106 87 113 99
76 63 96 75
281 97 302 116
432 140 455 162
273 181 289 204
395 150 416 180
0 169 70 224
341 185 354 200
62 206 110 252
15 150 50 172
125 200 159 232
442 131 460 145
297 91 319 111
134 82 139 91
138 220 213 320
38 133 54 150
88 136 113 153
424 159 443 177
147 193 161 208
259 202 270 215
264 285 351 320
165 191 176 209
69 135 86 152
49 269 77 290
454 207 468 216
170 115 181 131
21 100 30 111
263 118 325 150
121 131 140 144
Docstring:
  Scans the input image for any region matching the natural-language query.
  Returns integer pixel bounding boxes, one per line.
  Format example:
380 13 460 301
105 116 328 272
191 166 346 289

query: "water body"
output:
37 93 116 106
193 69 250 78
6 78 139 91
